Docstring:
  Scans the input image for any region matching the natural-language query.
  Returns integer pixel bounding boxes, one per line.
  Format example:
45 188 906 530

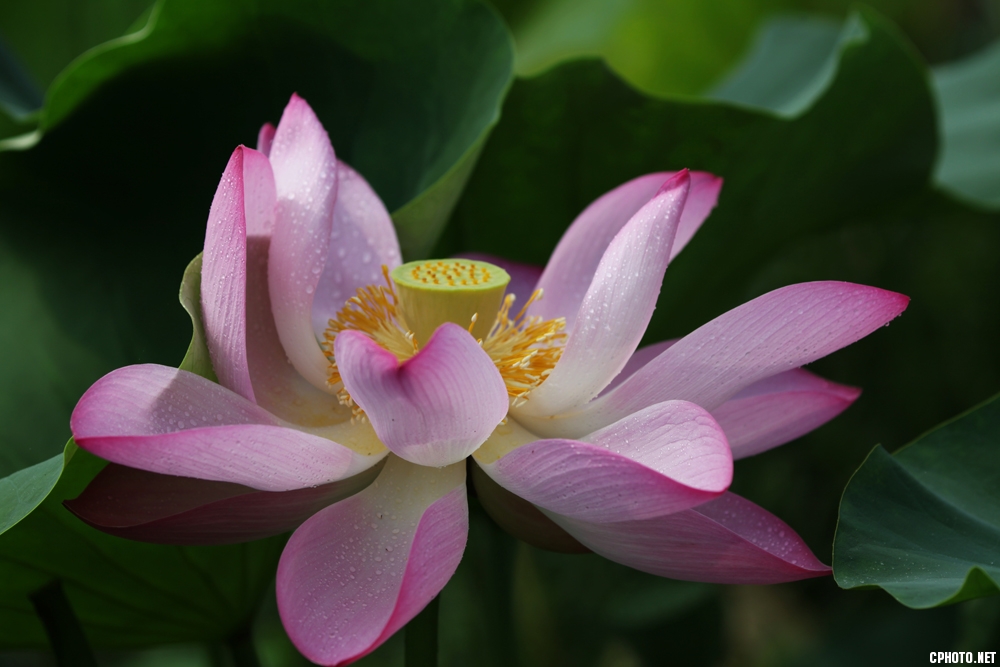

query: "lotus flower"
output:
67 94 908 665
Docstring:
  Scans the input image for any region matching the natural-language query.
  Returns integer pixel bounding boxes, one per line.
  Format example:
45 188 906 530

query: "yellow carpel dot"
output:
323 260 566 420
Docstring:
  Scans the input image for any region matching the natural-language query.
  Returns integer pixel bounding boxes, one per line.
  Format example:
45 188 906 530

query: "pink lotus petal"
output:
201 146 275 403
245 234 357 427
481 400 731 523
335 323 507 467
469 459 589 553
517 171 690 417
455 252 543 306
601 338 679 396
71 364 358 491
712 369 860 459
532 171 721 329
310 160 402 338
522 282 908 437
278 456 467 665
671 171 723 260
268 94 340 393
550 491 830 584
257 122 275 157
64 461 382 545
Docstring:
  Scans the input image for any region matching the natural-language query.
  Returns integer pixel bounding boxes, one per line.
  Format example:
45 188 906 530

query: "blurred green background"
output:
1 0 999 665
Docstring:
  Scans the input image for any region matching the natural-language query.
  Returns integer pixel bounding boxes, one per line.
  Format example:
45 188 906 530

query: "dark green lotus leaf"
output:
932 38 1000 209
0 442 286 648
0 242 285 647
445 8 935 338
446 6 1000 575
0 0 151 97
1 0 513 254
702 12 1000 210
0 0 510 526
834 393 1000 609
708 14 849 116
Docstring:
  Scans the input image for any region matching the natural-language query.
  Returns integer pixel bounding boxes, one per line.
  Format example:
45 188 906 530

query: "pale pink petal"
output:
670 171 723 260
245 234 356 427
277 457 467 665
257 122 275 157
480 400 731 523
455 252 543 306
63 461 382 545
469 459 588 553
520 282 908 437
335 323 507 467
517 171 690 417
243 148 277 238
310 160 402 338
712 369 860 459
71 364 357 491
600 338 679 396
603 345 860 464
201 146 275 403
531 170 721 329
550 492 830 584
267 94 340 393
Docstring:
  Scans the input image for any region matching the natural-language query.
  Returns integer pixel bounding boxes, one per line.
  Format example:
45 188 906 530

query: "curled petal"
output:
479 401 731 523
520 282 908 437
518 171 690 417
311 160 402 337
532 170 721 329
64 460 383 545
257 122 275 157
268 94 340 393
278 456 467 665
335 323 508 467
71 364 365 491
455 252 543 306
201 146 275 402
550 492 830 584
713 369 860 459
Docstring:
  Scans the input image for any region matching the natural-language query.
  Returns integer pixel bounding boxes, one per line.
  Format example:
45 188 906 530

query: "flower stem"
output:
404 596 439 667
29 580 98 667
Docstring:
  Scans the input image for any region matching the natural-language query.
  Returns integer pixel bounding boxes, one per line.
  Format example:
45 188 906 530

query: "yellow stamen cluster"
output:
322 265 565 418
481 290 566 407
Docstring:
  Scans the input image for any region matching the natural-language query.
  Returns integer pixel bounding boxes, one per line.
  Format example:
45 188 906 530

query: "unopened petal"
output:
71 365 365 491
550 492 830 584
517 171 690 417
335 323 508 467
278 456 467 666
268 94 340 393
